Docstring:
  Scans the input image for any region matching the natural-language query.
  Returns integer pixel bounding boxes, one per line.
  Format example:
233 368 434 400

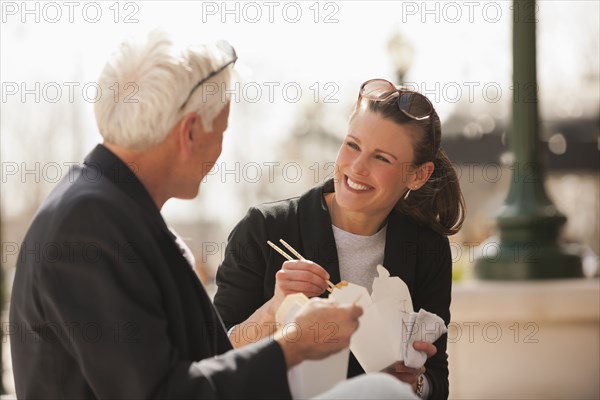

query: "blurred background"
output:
1 1 598 398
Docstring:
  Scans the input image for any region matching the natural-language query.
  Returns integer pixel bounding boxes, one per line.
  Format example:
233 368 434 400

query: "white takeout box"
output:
329 265 414 373
275 264 419 397
276 293 350 399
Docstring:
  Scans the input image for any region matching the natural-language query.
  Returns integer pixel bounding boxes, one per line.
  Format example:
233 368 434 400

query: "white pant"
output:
312 373 418 400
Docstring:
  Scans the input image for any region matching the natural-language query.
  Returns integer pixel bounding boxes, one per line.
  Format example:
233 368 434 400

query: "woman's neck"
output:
326 193 389 236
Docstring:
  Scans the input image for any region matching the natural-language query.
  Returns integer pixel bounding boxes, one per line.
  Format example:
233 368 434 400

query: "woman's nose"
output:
350 153 369 176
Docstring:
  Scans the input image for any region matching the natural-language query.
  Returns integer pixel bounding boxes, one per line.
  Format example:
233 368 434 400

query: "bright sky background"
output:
1 0 599 226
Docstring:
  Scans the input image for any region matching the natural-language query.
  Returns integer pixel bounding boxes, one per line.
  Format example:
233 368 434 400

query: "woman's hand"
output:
233 259 330 348
382 341 437 392
271 260 330 311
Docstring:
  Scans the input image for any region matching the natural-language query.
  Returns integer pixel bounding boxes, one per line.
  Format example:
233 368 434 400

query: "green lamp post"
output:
475 0 582 279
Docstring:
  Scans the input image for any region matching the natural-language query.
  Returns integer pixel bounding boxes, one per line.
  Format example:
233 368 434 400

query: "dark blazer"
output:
9 144 291 399
214 179 451 400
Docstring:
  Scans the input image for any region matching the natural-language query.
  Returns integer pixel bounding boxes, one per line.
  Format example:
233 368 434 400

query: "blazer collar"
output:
83 144 169 234
297 179 418 292
84 145 230 353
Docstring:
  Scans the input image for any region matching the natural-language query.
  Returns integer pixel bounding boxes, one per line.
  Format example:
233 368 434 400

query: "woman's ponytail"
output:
397 148 465 236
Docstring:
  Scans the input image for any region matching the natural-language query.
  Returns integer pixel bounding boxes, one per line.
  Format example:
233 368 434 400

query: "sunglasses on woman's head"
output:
359 79 437 159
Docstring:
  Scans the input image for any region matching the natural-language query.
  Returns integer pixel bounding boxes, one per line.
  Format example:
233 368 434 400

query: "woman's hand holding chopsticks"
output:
227 240 336 350
272 259 331 309
267 240 333 313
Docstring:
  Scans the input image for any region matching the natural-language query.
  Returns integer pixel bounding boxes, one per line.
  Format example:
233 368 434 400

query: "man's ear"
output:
176 112 203 157
414 161 435 188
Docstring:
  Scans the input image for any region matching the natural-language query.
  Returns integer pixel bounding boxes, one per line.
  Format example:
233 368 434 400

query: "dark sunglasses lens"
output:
361 80 397 100
398 92 433 119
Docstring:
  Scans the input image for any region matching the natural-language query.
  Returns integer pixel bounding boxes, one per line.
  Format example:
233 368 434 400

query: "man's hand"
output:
274 298 362 368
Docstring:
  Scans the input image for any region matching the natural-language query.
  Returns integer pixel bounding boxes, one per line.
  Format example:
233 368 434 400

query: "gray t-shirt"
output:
332 224 387 294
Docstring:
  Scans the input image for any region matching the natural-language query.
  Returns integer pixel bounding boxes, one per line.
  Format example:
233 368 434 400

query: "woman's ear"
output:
414 161 435 188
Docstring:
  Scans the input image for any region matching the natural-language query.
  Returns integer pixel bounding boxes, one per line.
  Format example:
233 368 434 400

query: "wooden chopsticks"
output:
267 239 337 293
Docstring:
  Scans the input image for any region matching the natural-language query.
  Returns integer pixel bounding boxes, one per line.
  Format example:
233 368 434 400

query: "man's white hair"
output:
94 30 235 151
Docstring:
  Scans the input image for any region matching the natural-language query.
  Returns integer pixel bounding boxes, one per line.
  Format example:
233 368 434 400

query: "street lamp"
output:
475 0 582 279
387 31 414 85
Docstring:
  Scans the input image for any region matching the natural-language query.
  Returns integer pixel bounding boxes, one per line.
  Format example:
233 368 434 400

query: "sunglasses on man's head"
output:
179 40 237 110
359 79 437 159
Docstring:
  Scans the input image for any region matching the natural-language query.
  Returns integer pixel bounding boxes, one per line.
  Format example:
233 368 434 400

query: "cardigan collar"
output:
297 179 418 292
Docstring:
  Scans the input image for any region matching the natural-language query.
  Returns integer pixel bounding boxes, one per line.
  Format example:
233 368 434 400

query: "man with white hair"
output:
9 31 417 399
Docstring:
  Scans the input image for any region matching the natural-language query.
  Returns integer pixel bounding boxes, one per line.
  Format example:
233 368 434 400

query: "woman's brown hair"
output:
352 94 465 236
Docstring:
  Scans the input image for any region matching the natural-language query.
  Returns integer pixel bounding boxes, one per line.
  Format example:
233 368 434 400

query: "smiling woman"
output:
332 112 420 236
349 79 465 237
214 79 465 400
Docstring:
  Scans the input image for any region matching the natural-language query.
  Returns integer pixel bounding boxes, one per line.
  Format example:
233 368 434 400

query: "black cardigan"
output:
214 179 451 399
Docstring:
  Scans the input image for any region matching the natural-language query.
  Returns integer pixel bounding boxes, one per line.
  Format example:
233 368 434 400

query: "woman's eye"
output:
375 154 391 163
346 141 360 151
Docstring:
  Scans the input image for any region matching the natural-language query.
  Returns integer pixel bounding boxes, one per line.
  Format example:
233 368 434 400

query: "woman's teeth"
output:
347 177 370 191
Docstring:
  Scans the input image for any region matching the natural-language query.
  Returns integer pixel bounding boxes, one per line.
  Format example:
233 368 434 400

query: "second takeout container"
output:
276 293 350 399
